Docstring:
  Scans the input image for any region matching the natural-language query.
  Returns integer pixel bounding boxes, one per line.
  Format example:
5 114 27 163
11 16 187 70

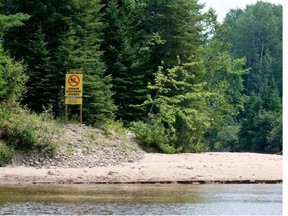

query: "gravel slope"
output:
11 124 144 168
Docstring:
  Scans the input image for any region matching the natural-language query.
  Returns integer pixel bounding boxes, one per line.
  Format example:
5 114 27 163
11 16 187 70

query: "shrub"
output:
1 106 59 154
215 125 240 151
101 119 127 137
0 104 11 121
0 46 28 103
130 119 181 154
0 141 15 166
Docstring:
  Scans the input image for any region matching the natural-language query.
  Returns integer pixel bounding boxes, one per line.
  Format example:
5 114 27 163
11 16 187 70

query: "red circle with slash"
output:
68 75 80 87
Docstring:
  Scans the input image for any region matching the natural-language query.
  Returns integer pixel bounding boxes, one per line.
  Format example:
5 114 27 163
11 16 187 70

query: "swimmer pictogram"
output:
68 74 80 87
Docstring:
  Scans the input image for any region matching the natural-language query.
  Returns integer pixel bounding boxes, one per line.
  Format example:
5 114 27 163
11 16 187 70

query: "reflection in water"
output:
0 184 282 215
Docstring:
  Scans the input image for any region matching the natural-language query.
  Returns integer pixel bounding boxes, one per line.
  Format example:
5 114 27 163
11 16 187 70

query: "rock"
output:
47 170 55 175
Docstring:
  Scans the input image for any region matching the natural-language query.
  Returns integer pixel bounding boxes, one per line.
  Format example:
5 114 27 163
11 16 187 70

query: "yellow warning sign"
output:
65 73 83 105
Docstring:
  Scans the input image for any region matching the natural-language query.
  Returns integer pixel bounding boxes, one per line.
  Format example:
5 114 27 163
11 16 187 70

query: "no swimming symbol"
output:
68 74 80 87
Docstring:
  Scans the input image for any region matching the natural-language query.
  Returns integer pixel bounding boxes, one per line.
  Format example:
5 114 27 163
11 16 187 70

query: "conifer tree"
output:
142 0 204 69
0 0 73 112
56 0 116 124
22 27 53 111
102 0 153 122
237 53 282 153
1 0 116 123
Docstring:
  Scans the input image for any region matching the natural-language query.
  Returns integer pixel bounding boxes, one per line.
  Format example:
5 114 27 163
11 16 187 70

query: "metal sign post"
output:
65 71 83 124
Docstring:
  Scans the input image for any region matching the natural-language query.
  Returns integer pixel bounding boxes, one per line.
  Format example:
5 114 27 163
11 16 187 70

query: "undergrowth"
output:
0 104 60 166
0 140 14 166
130 120 182 154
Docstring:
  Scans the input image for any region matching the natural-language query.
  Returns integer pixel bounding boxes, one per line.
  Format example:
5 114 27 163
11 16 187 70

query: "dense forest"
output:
0 0 282 154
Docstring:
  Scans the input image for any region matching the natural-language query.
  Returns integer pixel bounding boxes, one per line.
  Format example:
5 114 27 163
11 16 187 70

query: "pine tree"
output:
0 0 73 112
142 0 204 69
102 0 153 122
56 0 116 124
22 27 53 111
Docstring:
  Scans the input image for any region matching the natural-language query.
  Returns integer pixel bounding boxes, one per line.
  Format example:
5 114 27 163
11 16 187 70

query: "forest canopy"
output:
0 0 282 154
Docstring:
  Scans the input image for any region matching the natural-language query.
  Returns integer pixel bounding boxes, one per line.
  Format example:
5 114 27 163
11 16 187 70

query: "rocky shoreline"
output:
13 146 143 169
11 124 144 168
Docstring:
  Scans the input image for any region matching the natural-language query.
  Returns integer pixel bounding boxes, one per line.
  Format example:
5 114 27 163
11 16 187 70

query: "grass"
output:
0 140 15 166
0 104 61 156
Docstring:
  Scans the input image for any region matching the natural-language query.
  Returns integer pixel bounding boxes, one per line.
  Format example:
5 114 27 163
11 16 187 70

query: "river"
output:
0 184 282 215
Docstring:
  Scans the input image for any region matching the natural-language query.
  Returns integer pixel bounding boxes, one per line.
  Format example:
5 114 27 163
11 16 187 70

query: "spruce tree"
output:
102 0 153 123
0 0 73 112
142 0 204 69
56 0 116 124
22 27 53 111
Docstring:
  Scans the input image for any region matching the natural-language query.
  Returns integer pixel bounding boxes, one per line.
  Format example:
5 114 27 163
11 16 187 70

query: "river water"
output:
0 184 282 215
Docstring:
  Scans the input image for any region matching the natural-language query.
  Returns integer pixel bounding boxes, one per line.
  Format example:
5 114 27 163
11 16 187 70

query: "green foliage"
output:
0 46 27 103
224 2 282 96
144 59 210 152
142 0 204 68
223 1 282 154
213 125 240 151
267 113 282 153
0 106 60 154
56 0 116 124
236 72 281 154
0 141 15 167
0 0 68 113
238 109 281 153
102 0 155 122
22 27 53 111
1 0 115 123
198 15 248 149
0 13 29 36
101 120 127 137
0 0 283 155
130 119 181 154
0 104 11 120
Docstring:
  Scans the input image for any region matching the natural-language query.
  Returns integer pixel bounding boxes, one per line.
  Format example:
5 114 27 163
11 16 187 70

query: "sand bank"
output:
0 152 282 184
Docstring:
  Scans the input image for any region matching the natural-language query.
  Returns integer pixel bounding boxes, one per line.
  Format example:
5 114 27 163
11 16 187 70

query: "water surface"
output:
0 184 282 215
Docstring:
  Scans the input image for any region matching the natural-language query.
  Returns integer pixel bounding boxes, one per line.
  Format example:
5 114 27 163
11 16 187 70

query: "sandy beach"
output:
0 152 282 184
